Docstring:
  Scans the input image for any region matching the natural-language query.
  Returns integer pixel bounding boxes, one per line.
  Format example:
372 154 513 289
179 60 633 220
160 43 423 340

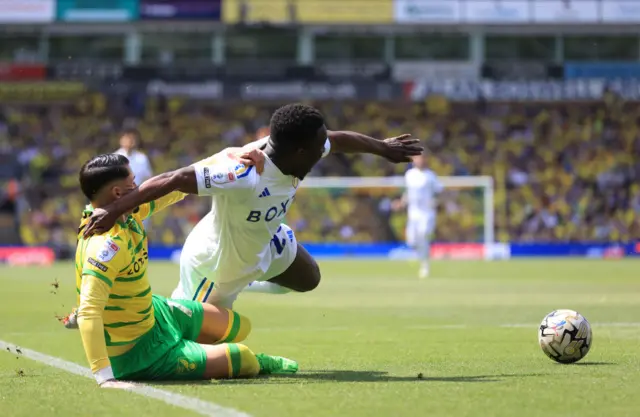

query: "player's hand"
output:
83 207 118 238
227 148 266 175
100 380 136 390
380 134 424 163
391 199 404 212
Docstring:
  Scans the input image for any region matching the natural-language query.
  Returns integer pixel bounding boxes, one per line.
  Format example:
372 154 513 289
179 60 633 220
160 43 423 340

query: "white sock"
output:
243 281 292 294
417 237 431 277
417 240 431 264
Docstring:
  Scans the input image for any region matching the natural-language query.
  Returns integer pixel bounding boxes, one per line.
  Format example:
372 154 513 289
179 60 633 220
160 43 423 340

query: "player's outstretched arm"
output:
327 131 424 163
83 149 265 237
83 166 200 237
108 147 266 218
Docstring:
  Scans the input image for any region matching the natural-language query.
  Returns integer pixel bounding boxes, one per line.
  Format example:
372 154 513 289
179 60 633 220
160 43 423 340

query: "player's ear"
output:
111 185 123 199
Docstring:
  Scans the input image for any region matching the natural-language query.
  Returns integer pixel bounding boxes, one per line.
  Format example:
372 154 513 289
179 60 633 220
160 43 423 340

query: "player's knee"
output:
220 310 251 343
233 314 252 342
225 343 260 378
299 259 321 292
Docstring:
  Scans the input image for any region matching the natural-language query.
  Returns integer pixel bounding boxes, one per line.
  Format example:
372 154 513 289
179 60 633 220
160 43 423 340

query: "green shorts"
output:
110 295 207 381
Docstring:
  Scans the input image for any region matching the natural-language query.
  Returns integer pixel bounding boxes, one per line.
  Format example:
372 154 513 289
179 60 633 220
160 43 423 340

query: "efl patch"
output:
87 257 108 272
211 170 236 184
97 239 120 262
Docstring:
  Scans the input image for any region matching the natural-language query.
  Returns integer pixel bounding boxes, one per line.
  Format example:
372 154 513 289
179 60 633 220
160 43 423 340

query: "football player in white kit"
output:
393 153 443 279
84 104 423 308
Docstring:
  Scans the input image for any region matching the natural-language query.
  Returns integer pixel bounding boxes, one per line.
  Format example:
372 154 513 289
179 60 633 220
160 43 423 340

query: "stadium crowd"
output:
2 91 640 253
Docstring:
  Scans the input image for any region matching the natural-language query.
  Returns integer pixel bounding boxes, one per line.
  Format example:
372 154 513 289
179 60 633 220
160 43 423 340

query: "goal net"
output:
287 175 503 260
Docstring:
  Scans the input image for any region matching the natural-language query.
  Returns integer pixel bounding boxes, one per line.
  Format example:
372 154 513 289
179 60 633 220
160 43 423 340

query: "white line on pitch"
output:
406 324 468 330
0 340 250 417
253 326 351 333
501 322 640 328
253 322 640 333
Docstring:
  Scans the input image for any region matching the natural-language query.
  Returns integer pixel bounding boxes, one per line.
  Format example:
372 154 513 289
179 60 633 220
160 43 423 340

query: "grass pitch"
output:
1 259 639 417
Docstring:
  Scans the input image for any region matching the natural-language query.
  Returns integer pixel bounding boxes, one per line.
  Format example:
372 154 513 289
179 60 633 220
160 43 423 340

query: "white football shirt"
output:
115 148 153 184
404 167 443 218
181 136 331 291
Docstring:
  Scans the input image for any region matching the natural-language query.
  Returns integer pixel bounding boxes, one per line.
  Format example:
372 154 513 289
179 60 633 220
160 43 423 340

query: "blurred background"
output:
1 0 639 263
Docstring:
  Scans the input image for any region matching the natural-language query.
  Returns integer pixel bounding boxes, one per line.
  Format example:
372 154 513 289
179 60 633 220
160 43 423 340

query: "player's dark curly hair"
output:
79 154 130 200
269 103 325 151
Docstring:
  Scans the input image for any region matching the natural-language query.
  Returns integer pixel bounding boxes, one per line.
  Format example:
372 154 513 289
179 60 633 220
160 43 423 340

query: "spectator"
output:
115 128 153 185
2 95 639 247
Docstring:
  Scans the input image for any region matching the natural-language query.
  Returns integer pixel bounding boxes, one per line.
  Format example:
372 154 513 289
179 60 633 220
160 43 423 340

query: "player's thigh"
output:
406 218 427 246
267 242 320 292
205 279 251 309
262 224 298 280
156 339 210 380
198 302 254 345
425 215 436 237
407 217 431 244
405 219 418 247
173 251 208 300
165 298 232 343
120 338 209 381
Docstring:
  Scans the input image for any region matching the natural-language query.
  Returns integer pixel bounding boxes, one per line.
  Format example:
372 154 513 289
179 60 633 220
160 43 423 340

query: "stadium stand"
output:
3 94 640 251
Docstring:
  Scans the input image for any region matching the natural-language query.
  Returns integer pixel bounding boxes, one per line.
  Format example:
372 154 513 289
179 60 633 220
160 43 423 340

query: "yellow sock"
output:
225 343 260 378
217 310 252 343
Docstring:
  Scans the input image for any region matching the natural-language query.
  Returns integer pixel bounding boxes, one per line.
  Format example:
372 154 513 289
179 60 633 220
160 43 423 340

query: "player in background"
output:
74 154 296 389
115 129 153 229
83 103 423 309
115 129 153 185
393 153 443 279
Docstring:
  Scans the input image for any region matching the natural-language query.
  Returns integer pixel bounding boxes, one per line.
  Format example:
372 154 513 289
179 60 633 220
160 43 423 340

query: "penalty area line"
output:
0 340 251 417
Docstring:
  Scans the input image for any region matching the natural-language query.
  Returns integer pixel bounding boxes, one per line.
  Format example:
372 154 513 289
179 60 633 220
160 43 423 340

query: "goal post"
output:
298 175 498 260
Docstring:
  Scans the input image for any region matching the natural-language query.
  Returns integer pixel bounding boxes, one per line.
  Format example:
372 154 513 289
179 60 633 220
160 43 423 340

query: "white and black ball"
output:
539 309 592 364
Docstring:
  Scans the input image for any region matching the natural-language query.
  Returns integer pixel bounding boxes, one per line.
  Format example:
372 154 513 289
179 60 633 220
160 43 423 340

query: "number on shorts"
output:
271 233 286 255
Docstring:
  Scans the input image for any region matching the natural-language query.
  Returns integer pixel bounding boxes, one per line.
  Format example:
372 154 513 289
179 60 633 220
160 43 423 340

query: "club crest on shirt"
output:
234 164 251 179
97 238 120 262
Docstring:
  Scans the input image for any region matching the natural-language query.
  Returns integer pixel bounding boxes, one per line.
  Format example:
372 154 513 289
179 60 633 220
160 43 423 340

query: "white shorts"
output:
172 223 298 308
406 216 436 248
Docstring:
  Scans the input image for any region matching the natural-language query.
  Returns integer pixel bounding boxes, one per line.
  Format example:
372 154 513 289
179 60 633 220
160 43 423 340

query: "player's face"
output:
294 125 327 180
413 154 426 169
110 166 136 201
120 134 136 150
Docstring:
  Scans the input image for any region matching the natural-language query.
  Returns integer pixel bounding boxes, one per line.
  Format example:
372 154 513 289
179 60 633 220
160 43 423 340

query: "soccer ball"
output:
538 309 592 364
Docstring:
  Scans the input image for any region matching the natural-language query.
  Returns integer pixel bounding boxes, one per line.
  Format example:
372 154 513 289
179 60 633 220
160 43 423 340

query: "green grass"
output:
1 259 640 417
